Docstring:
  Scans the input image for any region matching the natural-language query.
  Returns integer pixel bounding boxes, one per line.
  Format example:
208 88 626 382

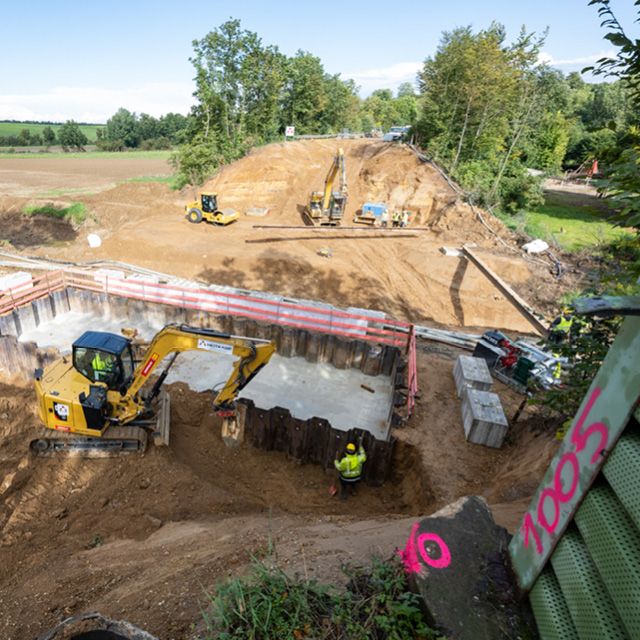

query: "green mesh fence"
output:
529 568 579 640
550 526 628 639
575 482 640 636
530 422 640 639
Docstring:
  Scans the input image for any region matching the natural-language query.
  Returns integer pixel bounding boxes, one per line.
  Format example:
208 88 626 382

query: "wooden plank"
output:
462 246 549 336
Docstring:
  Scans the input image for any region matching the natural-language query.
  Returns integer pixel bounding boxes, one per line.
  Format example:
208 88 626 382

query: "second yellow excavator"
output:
306 147 348 226
33 324 276 455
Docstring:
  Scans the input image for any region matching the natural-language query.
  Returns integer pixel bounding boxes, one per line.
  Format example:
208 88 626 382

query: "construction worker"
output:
381 208 389 227
334 442 367 500
92 351 116 383
392 210 400 227
401 210 409 227
548 309 573 346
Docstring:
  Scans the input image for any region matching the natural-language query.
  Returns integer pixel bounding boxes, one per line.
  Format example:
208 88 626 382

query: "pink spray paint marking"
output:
417 533 451 569
519 386 612 552
399 522 421 573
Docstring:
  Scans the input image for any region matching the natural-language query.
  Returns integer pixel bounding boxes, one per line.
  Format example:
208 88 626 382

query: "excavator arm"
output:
118 324 276 423
321 147 346 209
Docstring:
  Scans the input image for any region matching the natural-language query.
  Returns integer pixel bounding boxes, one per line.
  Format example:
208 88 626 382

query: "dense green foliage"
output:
57 120 89 151
584 0 640 238
413 20 640 215
100 109 187 150
200 548 439 640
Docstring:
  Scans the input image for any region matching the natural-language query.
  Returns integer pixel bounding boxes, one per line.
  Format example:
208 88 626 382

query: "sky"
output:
0 0 638 124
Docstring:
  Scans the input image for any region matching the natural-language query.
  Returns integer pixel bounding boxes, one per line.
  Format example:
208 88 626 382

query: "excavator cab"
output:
72 332 135 391
329 193 347 220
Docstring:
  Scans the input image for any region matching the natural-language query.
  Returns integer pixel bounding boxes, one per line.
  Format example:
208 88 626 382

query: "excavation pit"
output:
1 286 410 485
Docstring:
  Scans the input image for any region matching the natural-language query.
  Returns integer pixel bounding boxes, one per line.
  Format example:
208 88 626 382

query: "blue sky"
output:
0 0 638 124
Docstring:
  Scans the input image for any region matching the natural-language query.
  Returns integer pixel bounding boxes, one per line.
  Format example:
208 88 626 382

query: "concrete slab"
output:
166 351 393 439
17 312 393 440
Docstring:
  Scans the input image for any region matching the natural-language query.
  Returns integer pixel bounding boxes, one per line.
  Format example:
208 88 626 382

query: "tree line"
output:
0 112 189 152
413 18 639 215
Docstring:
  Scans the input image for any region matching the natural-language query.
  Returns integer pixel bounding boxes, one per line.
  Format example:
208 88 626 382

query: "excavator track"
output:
29 425 149 458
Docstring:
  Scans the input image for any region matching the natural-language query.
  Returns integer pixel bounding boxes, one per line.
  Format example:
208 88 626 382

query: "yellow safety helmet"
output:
346 443 356 454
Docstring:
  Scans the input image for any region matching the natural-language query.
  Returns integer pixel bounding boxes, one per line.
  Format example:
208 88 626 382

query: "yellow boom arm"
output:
117 324 276 423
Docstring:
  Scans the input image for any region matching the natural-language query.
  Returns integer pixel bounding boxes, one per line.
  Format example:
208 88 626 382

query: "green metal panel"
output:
550 526 628 639
510 315 640 592
529 568 579 640
574 482 640 636
602 427 640 530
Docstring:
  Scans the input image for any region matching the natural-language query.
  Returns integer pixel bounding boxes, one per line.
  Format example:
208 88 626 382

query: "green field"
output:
0 121 102 141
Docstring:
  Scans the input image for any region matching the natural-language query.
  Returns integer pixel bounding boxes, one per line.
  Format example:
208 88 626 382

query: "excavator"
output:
306 147 348 226
32 324 276 455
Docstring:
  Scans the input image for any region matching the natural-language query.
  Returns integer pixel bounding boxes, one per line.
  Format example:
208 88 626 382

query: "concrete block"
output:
461 389 508 448
454 355 493 398
400 496 536 640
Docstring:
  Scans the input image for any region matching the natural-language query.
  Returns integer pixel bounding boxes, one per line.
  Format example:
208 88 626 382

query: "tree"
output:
584 1 640 236
169 134 221 187
106 108 141 148
43 126 56 147
57 120 88 151
280 51 327 134
18 129 31 146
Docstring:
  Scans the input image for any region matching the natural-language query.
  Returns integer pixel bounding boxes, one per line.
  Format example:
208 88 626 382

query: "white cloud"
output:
0 82 195 124
537 49 616 68
344 62 422 96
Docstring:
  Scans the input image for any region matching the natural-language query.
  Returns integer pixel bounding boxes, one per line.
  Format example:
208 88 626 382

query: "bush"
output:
199 546 440 639
497 162 545 215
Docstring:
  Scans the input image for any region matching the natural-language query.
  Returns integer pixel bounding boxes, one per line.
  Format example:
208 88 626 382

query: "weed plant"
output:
198 542 439 639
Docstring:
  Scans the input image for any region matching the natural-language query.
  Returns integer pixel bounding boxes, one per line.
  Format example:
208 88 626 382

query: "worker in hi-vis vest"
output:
334 442 367 500
548 310 573 346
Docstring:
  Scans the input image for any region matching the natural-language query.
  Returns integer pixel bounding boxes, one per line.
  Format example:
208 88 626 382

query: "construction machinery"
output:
32 324 276 455
354 202 387 226
185 193 239 226
306 148 348 226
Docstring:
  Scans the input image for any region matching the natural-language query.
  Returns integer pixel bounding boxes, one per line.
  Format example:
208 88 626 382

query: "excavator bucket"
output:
152 388 171 446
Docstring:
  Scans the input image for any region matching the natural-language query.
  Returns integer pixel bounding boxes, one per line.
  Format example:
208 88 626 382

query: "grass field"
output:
0 121 102 141
500 188 633 252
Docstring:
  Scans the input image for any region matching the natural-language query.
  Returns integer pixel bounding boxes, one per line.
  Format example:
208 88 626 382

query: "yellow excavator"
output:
185 193 239 226
32 324 276 455
306 148 348 226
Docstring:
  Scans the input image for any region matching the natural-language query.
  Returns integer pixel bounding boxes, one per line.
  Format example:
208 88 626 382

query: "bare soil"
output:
0 140 575 639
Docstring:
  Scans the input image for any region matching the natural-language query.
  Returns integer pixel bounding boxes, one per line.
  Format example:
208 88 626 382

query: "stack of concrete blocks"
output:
454 355 509 449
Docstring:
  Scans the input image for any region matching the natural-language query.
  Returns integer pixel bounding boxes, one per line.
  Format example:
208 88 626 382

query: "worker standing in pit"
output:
401 210 409 227
392 210 400 227
381 208 389 227
335 442 367 500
